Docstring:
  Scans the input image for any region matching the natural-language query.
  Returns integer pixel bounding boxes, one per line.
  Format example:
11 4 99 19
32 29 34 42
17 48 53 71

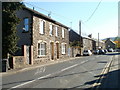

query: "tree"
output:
2 2 24 58
70 40 81 48
114 37 120 49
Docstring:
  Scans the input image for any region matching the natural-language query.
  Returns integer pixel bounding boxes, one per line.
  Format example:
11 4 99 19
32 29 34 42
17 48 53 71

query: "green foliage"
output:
70 41 80 48
114 37 120 49
2 2 24 58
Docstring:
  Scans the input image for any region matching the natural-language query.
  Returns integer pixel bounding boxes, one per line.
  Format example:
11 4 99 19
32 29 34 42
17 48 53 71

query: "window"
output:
62 28 65 38
38 42 46 56
23 18 29 31
49 23 53 36
61 43 66 54
40 20 45 34
55 26 58 37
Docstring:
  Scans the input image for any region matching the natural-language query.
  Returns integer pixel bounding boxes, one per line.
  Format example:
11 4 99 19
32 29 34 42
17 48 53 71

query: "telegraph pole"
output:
79 20 82 55
98 33 99 49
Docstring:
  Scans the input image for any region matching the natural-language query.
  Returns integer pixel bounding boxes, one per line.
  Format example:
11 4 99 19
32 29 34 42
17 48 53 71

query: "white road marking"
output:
9 74 52 89
61 64 78 72
34 67 46 75
92 56 114 88
9 60 89 89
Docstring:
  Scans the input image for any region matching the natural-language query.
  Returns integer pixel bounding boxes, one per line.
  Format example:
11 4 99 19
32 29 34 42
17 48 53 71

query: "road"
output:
98 53 120 89
2 52 119 89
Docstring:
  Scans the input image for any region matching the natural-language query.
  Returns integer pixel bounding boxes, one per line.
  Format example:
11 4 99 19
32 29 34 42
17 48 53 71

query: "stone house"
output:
15 7 69 66
69 29 96 56
95 39 105 50
82 37 96 52
69 29 82 57
105 38 116 50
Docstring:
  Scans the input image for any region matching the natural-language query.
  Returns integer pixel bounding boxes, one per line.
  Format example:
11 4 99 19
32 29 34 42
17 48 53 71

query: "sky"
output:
23 0 119 39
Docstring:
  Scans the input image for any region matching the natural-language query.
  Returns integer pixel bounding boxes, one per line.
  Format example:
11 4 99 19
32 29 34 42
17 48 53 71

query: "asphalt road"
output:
2 52 119 89
98 53 120 89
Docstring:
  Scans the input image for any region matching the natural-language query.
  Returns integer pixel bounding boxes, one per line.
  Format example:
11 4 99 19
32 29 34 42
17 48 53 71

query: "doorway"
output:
50 42 54 60
56 43 59 59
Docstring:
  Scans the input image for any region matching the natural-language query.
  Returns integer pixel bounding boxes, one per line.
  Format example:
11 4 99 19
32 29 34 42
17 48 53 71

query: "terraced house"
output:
15 7 69 67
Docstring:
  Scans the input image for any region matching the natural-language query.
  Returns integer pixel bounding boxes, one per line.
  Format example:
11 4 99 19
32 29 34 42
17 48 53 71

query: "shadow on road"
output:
2 52 120 89
84 69 120 90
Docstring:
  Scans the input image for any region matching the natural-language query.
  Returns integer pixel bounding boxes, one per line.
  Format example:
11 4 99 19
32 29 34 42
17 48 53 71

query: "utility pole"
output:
98 33 99 49
79 20 82 55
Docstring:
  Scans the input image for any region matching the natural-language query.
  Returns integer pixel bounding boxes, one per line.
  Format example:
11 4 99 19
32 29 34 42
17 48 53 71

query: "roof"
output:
82 36 96 41
69 29 81 42
105 38 116 45
23 7 69 29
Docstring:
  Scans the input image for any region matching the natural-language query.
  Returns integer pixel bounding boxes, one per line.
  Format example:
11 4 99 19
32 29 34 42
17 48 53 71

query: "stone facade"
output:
69 29 97 56
16 7 69 65
32 16 69 64
12 56 25 69
96 40 106 49
82 37 93 50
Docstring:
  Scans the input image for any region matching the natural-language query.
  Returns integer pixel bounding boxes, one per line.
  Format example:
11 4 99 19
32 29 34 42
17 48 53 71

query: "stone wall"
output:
69 47 80 57
83 38 93 50
11 45 33 69
12 56 25 69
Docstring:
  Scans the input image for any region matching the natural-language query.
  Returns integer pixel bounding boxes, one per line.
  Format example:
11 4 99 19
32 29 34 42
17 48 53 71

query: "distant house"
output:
96 40 105 50
105 38 116 49
82 36 96 51
15 7 69 66
69 29 96 56
69 29 82 57
69 29 81 42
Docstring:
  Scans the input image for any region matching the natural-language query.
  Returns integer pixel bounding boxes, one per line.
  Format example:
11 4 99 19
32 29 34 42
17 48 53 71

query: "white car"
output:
83 50 92 56
108 48 114 52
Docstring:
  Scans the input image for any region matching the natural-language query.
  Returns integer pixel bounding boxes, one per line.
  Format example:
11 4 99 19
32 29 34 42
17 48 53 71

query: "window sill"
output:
55 36 58 38
37 55 46 58
39 33 45 35
50 34 53 36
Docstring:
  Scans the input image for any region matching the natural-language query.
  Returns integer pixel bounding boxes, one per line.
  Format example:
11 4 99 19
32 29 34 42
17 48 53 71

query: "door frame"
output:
56 43 59 59
50 42 54 60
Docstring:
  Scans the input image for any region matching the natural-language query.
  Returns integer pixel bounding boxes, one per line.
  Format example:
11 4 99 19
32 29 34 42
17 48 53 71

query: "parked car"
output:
98 49 105 55
93 50 99 55
114 49 120 52
83 50 92 56
104 49 108 53
108 48 114 52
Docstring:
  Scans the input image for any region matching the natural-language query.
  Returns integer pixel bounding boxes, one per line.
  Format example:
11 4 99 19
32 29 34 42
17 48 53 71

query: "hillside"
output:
102 37 120 41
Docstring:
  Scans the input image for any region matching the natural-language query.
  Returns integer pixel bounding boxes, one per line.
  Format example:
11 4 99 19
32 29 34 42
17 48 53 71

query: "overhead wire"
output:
23 2 73 27
84 0 102 23
23 1 103 38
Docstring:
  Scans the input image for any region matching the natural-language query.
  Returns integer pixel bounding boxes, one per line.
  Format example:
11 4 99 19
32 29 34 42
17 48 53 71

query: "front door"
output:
50 42 54 60
56 43 59 59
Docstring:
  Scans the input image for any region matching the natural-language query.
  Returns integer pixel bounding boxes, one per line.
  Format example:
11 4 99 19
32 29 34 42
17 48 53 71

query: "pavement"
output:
1 57 82 76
